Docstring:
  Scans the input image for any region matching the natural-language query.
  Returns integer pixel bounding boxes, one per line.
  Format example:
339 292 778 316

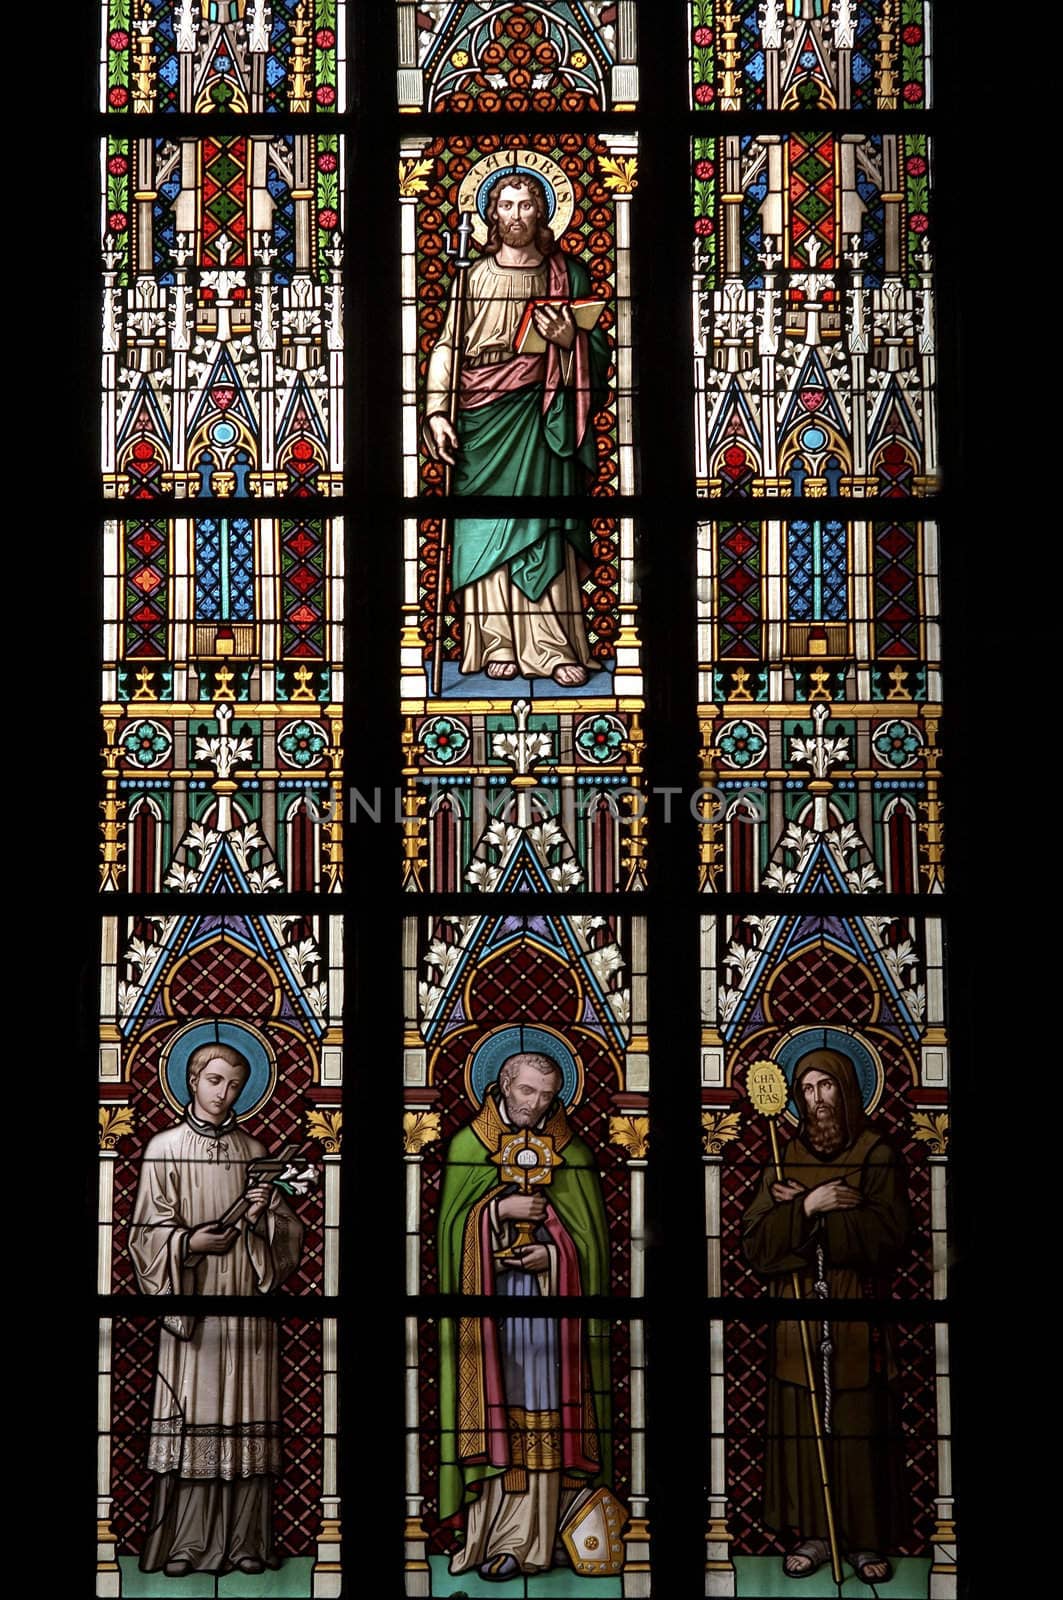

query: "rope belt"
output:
813 1243 835 1434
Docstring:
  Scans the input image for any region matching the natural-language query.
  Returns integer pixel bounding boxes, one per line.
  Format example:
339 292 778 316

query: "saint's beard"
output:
500 216 536 247
805 1101 846 1157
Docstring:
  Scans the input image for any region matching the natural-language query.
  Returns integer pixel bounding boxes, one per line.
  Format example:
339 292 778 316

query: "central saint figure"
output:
424 170 610 686
437 1050 612 1581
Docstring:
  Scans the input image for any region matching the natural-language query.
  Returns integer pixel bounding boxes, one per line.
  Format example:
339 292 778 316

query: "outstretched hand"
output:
532 301 577 351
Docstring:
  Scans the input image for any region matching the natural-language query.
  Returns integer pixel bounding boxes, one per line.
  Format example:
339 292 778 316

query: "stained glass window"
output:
81 5 977 1596
95 7 347 1593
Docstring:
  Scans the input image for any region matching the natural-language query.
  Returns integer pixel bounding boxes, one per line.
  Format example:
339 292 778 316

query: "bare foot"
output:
485 661 518 680
783 1539 830 1578
553 663 588 687
850 1551 892 1585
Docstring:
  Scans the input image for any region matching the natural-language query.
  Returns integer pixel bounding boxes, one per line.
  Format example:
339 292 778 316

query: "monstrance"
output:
491 1129 565 1262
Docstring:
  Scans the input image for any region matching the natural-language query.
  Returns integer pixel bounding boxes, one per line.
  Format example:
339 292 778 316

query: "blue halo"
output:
468 1026 579 1108
162 1021 275 1120
476 165 558 225
774 1027 881 1119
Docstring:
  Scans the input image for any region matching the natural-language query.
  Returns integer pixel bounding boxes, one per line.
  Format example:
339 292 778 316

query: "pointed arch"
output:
883 796 918 894
285 795 320 892
429 794 460 893
127 796 164 894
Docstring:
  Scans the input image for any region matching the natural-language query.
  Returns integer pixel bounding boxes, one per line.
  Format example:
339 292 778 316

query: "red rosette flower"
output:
695 82 715 104
694 216 715 237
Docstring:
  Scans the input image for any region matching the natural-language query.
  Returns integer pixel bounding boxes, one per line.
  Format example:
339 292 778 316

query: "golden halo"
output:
457 150 576 247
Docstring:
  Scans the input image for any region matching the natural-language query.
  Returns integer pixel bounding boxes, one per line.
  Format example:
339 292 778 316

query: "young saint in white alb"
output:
129 1041 304 1577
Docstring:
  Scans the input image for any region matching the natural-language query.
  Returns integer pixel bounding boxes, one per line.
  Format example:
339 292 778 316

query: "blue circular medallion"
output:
799 425 827 452
162 1020 275 1120
211 419 238 445
774 1026 882 1118
467 1025 580 1107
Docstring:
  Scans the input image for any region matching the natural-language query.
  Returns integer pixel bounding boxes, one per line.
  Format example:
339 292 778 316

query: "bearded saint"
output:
741 1047 911 1587
130 1042 304 1577
423 172 610 686
437 1052 612 1581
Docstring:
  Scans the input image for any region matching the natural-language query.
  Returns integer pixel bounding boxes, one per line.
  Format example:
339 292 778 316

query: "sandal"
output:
783 1538 831 1578
850 1550 893 1585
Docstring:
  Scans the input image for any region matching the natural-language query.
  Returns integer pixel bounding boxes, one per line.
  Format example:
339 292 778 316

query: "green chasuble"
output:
436 1092 613 1522
448 254 610 601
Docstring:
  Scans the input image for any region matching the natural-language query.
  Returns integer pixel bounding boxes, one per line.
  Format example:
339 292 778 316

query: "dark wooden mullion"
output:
632 8 708 1600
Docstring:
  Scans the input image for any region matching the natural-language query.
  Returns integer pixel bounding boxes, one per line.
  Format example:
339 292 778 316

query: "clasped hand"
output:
771 1178 863 1216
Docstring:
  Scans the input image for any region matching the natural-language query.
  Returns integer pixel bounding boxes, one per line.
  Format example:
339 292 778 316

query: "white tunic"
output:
129 1115 304 1479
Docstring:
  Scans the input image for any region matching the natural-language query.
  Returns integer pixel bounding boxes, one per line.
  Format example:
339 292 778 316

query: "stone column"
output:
404 1316 430 1595
96 1318 119 1597
705 1319 735 1596
312 1317 342 1597
623 1316 651 1597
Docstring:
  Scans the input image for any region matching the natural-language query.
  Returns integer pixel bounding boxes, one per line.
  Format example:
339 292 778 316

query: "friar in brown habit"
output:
130 1042 304 1577
742 1047 910 1586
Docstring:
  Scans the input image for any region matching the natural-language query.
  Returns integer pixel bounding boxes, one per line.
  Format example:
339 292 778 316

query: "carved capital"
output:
99 1105 135 1150
307 1108 343 1153
404 1110 442 1154
702 1109 743 1153
910 1109 949 1155
609 1114 650 1160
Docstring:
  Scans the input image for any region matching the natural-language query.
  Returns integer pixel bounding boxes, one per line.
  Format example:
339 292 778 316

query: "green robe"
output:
449 254 610 601
437 1092 612 1523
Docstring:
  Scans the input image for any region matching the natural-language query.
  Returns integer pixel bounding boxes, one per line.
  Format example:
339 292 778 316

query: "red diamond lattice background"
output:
109 1317 324 1557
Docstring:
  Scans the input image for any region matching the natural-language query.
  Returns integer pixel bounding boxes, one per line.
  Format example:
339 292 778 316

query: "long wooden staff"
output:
431 211 475 698
747 1059 844 1585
